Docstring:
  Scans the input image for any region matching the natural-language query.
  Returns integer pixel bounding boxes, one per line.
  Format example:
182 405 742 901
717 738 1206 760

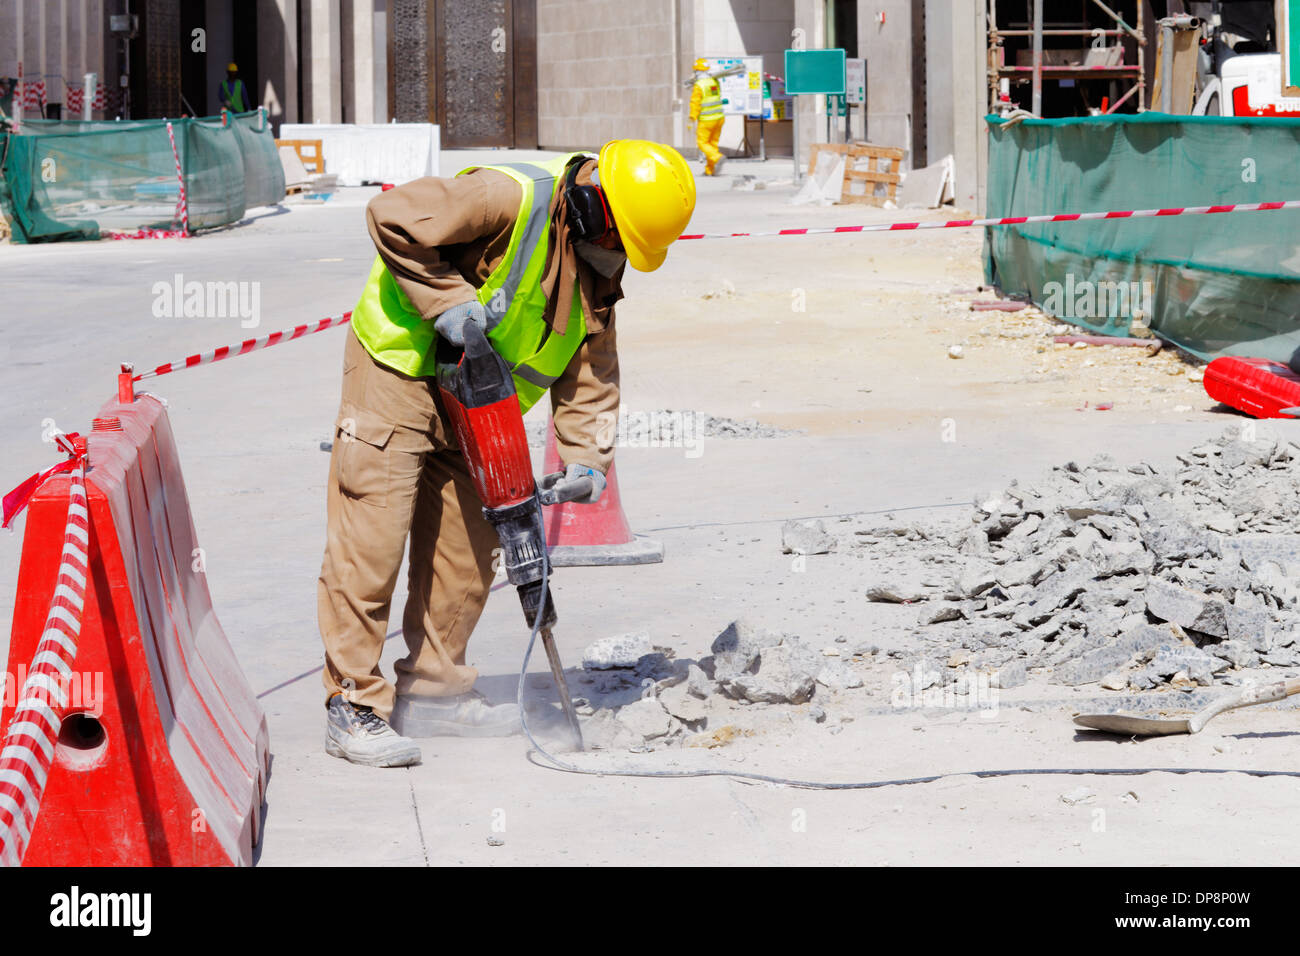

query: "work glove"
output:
433 300 488 347
540 463 606 504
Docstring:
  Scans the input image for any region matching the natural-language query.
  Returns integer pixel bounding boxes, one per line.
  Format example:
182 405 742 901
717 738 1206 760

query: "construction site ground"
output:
2 152 1295 866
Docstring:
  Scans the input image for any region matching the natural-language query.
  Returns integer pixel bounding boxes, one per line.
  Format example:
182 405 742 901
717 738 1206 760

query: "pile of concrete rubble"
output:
565 425 1300 750
858 424 1300 693
573 621 868 751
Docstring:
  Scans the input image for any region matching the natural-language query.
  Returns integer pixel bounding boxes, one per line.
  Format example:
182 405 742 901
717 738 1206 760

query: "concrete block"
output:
582 631 654 669
1145 578 1228 638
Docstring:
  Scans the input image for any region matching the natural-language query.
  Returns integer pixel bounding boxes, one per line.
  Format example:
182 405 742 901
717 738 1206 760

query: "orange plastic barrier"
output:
1 395 269 865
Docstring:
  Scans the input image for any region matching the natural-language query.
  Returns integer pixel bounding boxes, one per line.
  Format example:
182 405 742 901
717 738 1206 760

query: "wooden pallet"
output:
809 142 904 206
275 138 325 174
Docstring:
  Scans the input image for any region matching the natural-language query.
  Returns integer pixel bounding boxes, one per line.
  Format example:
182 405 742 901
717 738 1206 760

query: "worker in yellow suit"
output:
689 58 726 175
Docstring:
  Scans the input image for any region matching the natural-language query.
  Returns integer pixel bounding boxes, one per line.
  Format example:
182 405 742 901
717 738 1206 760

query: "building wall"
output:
858 0 914 163
258 0 299 130
1 0 111 119
536 0 676 148
301 0 343 122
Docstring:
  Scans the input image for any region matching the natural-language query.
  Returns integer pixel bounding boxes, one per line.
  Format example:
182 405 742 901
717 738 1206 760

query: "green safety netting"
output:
983 113 1300 363
0 110 285 243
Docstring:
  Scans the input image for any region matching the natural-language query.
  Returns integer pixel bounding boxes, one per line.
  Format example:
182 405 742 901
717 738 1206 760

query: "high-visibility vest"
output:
349 152 589 413
696 75 725 121
220 79 249 112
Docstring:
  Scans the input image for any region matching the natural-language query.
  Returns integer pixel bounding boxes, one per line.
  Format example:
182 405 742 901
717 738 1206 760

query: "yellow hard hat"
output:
694 58 710 72
226 62 239 72
597 141 696 273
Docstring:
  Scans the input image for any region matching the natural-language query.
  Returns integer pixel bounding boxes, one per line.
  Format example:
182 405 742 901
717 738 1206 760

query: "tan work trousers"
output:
317 326 499 720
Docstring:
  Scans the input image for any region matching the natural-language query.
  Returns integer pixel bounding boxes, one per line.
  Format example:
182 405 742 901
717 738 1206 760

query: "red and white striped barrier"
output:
166 121 189 235
0 445 88 867
676 199 1300 241
21 78 46 113
133 313 353 382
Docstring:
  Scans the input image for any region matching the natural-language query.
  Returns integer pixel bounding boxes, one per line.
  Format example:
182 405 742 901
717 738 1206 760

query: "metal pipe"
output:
1031 0 1043 115
997 29 1126 36
1137 0 1146 110
1105 80 1140 112
1090 0 1145 44
1161 23 1173 111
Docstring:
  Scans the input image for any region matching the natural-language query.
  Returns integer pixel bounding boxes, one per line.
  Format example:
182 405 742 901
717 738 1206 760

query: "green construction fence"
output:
984 113 1300 363
0 110 285 243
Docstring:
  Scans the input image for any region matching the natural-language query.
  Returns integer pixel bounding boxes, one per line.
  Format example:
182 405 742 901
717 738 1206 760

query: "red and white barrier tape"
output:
105 228 189 241
0 444 88 867
114 199 1300 382
676 199 1300 240
134 312 353 381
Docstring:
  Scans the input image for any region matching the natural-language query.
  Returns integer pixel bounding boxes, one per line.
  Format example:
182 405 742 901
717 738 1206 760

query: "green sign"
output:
783 49 846 95
1286 0 1300 94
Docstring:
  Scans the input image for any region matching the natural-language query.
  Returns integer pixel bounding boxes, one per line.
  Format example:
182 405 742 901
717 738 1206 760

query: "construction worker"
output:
689 57 726 175
218 62 250 113
318 142 697 767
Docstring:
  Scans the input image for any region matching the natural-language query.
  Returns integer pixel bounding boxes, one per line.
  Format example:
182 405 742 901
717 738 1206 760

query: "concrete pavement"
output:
2 153 1295 866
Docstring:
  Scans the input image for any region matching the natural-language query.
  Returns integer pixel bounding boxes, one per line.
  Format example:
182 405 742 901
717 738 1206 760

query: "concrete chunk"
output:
582 631 654 670
1051 624 1181 686
1145 578 1228 637
781 518 835 555
709 619 778 682
723 641 820 704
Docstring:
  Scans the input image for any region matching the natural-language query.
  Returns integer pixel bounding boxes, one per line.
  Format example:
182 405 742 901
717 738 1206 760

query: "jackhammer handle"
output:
537 471 594 506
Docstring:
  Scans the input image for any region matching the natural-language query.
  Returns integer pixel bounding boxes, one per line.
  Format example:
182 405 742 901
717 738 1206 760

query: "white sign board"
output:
846 58 866 105
702 56 765 116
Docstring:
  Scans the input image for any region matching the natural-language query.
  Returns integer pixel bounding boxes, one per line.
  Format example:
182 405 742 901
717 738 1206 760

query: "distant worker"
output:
317 141 697 766
689 57 726 176
219 62 251 113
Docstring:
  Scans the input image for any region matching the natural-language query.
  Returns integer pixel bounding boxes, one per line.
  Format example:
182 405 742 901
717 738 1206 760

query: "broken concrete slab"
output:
781 518 836 555
1145 578 1228 638
1051 623 1183 686
582 631 654 670
657 683 710 723
722 641 820 704
866 581 930 603
615 697 673 740
708 619 779 682
815 660 864 690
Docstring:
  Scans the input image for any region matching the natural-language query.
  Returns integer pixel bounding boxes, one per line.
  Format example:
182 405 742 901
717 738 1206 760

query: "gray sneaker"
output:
390 689 523 738
325 695 422 767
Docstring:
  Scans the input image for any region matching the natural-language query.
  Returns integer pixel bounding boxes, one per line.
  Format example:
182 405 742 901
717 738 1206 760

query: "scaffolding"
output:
988 0 1147 116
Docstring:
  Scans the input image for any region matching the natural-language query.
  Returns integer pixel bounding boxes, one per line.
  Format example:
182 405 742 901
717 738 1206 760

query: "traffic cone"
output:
541 416 663 566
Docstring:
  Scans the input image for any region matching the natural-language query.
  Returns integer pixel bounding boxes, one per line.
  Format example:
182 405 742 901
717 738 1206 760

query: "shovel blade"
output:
1073 713 1194 736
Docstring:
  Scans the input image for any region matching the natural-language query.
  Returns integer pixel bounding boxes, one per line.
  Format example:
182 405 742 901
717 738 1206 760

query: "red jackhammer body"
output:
435 322 585 748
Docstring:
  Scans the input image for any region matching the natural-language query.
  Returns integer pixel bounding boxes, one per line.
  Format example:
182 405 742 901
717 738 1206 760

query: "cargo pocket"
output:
334 404 396 506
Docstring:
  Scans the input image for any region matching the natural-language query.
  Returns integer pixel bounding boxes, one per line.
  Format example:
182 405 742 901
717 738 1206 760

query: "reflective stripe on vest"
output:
698 77 724 120
348 152 589 414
